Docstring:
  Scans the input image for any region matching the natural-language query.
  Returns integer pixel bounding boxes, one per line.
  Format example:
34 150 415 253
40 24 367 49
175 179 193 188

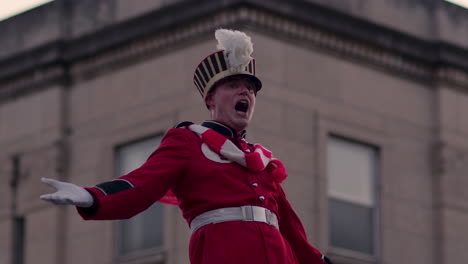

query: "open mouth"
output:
235 100 249 113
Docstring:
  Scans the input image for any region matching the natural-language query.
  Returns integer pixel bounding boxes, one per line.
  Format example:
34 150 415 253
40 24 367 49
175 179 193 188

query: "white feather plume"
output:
215 29 253 72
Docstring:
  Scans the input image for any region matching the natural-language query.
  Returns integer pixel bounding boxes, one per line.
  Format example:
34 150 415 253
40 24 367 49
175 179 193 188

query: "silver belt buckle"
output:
252 206 267 222
242 206 267 222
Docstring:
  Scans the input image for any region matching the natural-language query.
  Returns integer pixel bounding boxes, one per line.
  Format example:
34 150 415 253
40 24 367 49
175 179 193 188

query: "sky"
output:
447 0 468 8
0 0 53 21
0 0 468 21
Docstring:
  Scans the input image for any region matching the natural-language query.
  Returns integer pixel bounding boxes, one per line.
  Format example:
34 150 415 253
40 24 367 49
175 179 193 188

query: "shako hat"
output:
193 29 262 98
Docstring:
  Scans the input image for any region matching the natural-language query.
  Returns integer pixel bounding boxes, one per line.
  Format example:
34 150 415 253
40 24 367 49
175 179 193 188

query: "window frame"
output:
112 132 168 264
316 117 385 264
326 134 381 263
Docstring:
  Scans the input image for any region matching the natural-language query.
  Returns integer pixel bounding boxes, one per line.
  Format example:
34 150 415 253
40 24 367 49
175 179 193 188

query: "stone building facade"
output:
1 0 468 264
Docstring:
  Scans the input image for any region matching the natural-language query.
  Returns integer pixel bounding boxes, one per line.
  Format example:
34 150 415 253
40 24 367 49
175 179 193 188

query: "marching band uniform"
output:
77 29 331 264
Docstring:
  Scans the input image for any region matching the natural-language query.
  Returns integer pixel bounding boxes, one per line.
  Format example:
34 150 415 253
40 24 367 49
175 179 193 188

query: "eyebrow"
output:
222 78 255 90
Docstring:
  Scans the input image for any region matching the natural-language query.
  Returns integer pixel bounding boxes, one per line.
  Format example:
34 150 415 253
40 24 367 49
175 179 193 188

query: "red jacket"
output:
78 121 326 264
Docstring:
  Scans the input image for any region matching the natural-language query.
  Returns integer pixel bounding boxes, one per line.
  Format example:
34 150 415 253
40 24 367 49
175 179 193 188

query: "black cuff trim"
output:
323 255 333 264
95 179 134 195
78 190 99 217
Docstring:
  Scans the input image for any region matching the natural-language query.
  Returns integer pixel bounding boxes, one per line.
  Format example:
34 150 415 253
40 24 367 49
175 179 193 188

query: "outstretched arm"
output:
40 128 192 220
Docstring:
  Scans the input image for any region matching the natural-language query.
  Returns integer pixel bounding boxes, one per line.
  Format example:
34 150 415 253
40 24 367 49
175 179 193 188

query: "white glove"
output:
40 177 94 208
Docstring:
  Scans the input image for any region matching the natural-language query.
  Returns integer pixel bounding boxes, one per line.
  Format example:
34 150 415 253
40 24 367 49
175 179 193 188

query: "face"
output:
205 76 257 132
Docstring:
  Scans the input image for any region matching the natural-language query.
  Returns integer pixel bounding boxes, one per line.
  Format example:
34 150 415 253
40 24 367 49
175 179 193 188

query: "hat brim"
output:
234 74 262 93
205 73 262 97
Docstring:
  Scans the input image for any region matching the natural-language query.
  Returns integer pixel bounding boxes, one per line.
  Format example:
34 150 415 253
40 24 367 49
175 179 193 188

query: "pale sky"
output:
0 0 468 21
0 0 54 21
447 0 468 8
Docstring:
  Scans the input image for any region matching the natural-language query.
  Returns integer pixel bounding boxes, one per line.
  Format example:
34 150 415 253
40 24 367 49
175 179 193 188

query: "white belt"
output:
190 205 279 232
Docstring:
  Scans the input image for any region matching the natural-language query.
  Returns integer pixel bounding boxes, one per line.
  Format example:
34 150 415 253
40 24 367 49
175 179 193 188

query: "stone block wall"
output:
1 1 467 264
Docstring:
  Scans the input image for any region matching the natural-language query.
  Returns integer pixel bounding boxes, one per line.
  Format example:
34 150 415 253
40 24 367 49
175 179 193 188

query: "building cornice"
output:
1 0 467 102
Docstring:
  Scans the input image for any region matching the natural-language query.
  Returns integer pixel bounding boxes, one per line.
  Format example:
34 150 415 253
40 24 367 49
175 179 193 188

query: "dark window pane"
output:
329 198 374 254
118 203 164 255
143 203 164 248
12 216 25 264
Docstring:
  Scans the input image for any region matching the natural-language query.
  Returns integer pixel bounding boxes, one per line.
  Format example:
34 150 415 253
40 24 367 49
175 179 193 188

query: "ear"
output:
205 92 215 109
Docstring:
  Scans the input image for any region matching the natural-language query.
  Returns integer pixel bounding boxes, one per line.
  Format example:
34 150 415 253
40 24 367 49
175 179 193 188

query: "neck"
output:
203 120 247 139
212 120 245 134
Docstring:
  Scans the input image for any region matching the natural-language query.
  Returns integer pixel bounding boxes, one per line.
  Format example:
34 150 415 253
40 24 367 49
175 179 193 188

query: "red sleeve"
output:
77 128 191 220
277 184 326 264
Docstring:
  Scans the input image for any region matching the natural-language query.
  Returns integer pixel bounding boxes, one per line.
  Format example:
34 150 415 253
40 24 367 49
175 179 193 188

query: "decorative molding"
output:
437 67 468 88
246 7 434 81
0 66 64 100
1 0 468 102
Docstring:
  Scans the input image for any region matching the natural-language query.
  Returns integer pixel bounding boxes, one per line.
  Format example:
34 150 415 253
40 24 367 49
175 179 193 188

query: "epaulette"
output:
175 121 194 128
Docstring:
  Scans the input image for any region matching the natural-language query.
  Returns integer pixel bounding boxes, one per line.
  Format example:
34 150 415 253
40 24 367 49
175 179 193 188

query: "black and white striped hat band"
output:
193 50 261 98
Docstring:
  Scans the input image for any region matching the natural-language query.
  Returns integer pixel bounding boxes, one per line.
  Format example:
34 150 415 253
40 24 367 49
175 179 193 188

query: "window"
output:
115 136 164 259
11 155 25 264
12 216 26 264
327 136 379 256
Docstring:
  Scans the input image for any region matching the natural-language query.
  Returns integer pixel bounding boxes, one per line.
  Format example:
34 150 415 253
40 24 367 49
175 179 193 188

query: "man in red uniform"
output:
41 29 332 264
